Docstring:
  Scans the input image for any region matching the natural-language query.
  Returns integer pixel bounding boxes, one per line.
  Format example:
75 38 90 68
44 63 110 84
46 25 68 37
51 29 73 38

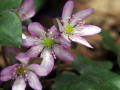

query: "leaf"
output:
72 56 112 74
34 0 46 11
0 11 22 47
53 56 120 90
101 30 118 53
0 0 22 12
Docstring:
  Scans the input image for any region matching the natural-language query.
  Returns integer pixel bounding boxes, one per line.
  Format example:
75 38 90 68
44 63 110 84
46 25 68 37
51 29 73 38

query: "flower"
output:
17 22 74 73
0 54 49 90
16 0 35 21
56 0 101 48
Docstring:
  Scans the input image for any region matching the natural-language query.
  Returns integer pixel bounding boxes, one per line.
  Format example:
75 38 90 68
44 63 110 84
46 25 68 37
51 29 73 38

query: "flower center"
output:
65 25 74 34
43 38 53 48
17 66 26 75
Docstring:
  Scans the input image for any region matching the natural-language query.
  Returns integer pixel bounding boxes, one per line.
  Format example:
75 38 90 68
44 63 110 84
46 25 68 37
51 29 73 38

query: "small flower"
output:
17 22 74 73
16 0 35 21
0 55 49 90
56 0 101 48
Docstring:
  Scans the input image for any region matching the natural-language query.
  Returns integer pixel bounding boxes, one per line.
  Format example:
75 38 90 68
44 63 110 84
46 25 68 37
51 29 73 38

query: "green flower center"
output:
17 66 26 75
65 25 74 34
43 38 53 48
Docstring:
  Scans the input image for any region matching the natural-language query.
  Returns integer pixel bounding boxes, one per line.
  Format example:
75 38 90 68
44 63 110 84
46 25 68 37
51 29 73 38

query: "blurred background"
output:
0 0 120 89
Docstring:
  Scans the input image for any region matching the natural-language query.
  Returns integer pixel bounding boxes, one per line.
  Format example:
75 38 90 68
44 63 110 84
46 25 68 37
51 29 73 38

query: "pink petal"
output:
22 35 40 47
62 0 74 20
17 0 35 21
56 18 64 32
16 53 30 64
25 45 44 58
28 22 45 37
40 49 54 74
27 64 48 76
62 33 71 43
74 8 94 19
0 65 17 81
70 8 94 26
12 77 26 90
69 35 93 48
73 25 101 36
53 45 74 61
55 36 71 48
0 74 13 81
27 71 42 90
0 65 17 75
48 25 59 38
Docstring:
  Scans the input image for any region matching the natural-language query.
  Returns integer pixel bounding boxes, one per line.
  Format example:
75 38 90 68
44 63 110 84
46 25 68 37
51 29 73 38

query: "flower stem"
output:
1 46 9 66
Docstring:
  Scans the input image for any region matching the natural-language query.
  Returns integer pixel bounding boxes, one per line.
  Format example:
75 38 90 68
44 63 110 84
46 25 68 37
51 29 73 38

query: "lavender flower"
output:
56 0 101 48
0 54 49 90
16 0 35 21
17 22 74 73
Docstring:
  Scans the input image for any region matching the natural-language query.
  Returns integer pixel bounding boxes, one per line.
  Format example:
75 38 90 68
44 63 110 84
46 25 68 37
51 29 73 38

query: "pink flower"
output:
17 22 74 74
56 0 101 48
17 0 35 21
0 55 49 90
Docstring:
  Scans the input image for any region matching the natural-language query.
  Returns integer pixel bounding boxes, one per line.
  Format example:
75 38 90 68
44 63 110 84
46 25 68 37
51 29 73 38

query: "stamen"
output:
65 25 74 34
43 38 54 48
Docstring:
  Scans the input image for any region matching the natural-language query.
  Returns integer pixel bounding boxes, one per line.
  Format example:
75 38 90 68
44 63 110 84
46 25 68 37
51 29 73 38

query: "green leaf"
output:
0 11 22 47
53 56 120 90
101 30 118 53
0 0 22 12
34 0 46 11
72 56 112 74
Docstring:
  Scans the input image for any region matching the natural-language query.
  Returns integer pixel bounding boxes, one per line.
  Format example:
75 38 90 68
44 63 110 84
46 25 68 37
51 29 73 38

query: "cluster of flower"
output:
0 0 101 90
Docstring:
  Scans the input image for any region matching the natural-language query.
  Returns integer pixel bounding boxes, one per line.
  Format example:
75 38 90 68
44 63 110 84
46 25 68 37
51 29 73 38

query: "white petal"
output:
70 8 94 26
22 35 40 47
28 22 45 37
27 64 48 76
69 35 93 48
73 25 101 36
12 77 26 90
28 71 42 90
56 18 64 32
16 53 30 64
25 45 44 58
53 45 74 61
62 0 74 20
41 49 54 74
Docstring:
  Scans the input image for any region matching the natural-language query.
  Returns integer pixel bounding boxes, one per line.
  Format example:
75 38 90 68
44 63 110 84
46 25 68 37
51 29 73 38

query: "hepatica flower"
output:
0 56 48 90
57 0 101 48
16 0 35 21
18 22 74 73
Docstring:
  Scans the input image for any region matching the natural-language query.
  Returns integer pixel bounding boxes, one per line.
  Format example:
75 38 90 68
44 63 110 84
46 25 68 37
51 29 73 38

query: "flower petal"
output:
28 71 42 90
16 53 30 64
62 0 74 20
27 64 48 76
48 25 59 38
17 0 35 21
0 65 17 81
12 77 26 90
73 25 101 36
53 45 74 61
69 35 93 48
74 8 94 19
56 18 64 32
70 8 94 26
22 35 40 47
55 36 71 48
25 45 44 58
28 22 45 37
62 33 71 43
40 49 54 74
